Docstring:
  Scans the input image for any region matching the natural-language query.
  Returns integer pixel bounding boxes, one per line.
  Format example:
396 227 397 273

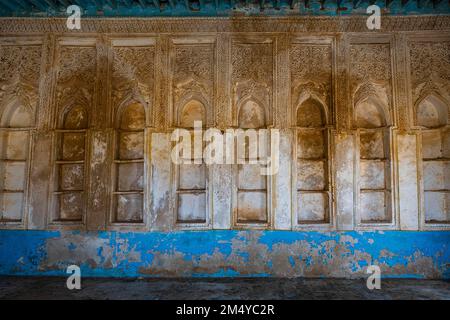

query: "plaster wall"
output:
0 16 449 278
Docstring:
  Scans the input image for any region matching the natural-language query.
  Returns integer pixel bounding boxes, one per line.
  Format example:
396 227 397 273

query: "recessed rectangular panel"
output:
423 161 449 191
179 164 206 190
442 129 450 159
296 160 326 191
297 192 328 223
117 162 144 191
360 160 385 190
115 193 143 223
360 131 385 159
4 131 29 160
3 161 26 191
360 191 390 223
297 131 325 159
59 164 84 191
238 164 266 190
61 132 85 161
119 131 144 160
422 131 442 159
58 192 84 221
1 192 23 221
237 191 267 223
424 191 449 223
177 192 206 223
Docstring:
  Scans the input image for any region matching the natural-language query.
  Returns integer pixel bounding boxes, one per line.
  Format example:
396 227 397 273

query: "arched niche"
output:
178 100 206 128
62 105 88 130
416 95 448 128
355 97 389 129
296 98 326 128
119 102 145 130
0 102 33 128
238 99 266 129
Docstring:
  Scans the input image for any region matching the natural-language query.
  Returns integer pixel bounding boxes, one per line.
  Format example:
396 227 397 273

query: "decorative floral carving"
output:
112 46 155 109
290 43 332 125
0 45 42 110
172 44 214 104
350 43 392 121
231 41 273 125
409 42 450 105
56 46 97 113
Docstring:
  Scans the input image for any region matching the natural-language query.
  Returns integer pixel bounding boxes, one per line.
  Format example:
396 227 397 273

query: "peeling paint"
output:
0 230 448 279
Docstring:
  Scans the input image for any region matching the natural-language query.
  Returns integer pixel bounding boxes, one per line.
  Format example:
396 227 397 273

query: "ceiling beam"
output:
40 0 57 10
29 0 48 11
0 0 16 11
122 0 133 8
56 0 69 6
353 0 362 8
152 0 160 9
105 0 118 9
289 0 296 9
12 0 33 10
136 0 146 8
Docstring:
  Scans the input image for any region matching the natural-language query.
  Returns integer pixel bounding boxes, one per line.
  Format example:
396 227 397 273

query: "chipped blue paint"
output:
0 230 448 279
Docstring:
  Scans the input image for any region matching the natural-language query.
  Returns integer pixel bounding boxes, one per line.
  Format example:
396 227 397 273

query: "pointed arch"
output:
115 91 150 130
62 104 88 130
175 92 209 128
296 97 326 128
415 94 448 128
355 96 390 129
237 98 266 129
292 82 329 127
178 99 206 128
117 101 146 130
0 99 34 128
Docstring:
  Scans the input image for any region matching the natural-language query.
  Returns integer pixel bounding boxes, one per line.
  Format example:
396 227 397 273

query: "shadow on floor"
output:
0 277 449 300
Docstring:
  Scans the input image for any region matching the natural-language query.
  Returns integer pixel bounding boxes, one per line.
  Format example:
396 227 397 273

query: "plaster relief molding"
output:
111 38 156 127
349 41 394 126
0 16 450 34
0 43 42 118
169 37 215 127
408 40 450 115
290 39 333 128
231 37 274 127
54 39 97 122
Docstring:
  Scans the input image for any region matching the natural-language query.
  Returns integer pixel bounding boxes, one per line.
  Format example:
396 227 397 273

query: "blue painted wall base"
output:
0 230 449 279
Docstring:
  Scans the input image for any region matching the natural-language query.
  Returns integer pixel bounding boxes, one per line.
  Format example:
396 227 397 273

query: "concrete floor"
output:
0 277 449 300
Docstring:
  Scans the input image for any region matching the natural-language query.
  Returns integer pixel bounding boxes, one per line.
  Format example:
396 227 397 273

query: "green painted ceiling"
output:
0 0 449 17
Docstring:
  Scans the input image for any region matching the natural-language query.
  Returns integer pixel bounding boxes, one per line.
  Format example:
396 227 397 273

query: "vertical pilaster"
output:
150 133 173 230
274 129 292 230
334 132 355 230
397 133 420 230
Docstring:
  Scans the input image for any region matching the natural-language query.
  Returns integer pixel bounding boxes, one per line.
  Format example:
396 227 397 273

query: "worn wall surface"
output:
0 16 449 278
